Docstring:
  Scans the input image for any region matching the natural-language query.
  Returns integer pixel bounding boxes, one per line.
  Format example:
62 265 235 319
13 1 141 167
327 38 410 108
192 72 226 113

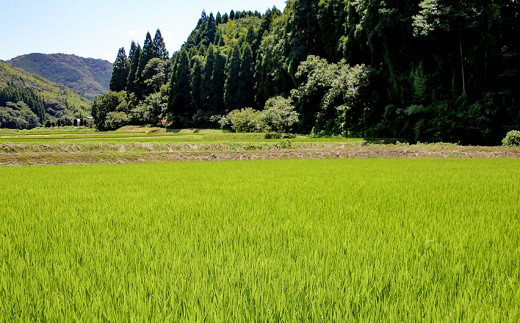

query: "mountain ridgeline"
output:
94 1 520 145
8 53 112 100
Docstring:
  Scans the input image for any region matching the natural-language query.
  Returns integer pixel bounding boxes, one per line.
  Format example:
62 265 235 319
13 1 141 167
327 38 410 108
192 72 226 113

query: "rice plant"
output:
0 159 519 321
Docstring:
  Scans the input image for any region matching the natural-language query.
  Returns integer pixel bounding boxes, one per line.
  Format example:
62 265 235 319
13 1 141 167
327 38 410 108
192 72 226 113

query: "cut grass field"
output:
1 126 520 165
1 159 519 320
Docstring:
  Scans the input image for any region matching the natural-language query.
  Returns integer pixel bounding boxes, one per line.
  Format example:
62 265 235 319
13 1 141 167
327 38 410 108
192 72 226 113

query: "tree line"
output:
94 1 520 144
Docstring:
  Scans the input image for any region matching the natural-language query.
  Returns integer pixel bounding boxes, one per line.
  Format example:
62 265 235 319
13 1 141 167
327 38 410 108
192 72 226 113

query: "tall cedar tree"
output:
224 45 242 110
136 32 154 95
237 44 256 108
202 13 217 46
201 45 216 111
110 47 129 92
211 49 227 115
126 42 141 93
152 29 169 60
190 55 204 111
168 49 192 125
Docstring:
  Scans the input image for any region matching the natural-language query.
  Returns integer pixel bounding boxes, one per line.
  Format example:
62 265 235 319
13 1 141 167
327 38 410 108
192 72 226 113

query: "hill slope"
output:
8 53 112 100
0 61 91 121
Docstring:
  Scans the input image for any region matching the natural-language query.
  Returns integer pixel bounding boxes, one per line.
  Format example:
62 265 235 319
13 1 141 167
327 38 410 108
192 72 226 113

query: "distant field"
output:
1 127 520 165
1 159 519 320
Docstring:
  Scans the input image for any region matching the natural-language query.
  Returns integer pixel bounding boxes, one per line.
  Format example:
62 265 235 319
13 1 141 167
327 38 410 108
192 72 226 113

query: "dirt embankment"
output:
1 142 520 166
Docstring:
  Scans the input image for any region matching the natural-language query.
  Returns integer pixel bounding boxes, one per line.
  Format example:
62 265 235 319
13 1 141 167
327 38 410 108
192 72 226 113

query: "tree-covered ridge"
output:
97 1 519 144
8 53 112 100
0 61 91 129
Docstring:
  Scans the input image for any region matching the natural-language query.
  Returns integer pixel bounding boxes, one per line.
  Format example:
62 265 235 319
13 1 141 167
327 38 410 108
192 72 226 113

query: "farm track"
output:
1 142 519 165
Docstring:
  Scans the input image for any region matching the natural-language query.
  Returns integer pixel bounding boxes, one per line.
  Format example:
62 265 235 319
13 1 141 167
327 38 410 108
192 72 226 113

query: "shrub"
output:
261 97 299 133
274 139 293 149
265 132 282 139
502 130 520 146
104 112 130 131
226 108 263 133
218 98 300 134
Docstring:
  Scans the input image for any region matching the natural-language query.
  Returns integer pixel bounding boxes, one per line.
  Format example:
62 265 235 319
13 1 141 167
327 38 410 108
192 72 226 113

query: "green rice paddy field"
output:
1 159 519 321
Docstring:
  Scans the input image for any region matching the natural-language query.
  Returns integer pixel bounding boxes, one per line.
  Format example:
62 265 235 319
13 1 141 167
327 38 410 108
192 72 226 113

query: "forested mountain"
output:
0 61 91 129
8 53 112 100
94 1 520 144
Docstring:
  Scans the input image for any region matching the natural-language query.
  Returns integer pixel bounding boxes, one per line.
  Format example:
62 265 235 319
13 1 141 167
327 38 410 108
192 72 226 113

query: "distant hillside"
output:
8 53 112 100
0 61 91 123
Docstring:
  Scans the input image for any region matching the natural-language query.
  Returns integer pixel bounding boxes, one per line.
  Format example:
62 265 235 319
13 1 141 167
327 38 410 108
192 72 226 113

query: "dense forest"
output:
93 0 520 144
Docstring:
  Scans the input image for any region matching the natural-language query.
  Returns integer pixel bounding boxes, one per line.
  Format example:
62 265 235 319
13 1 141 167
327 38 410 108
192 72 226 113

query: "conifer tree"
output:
152 29 169 60
110 47 129 92
212 49 227 114
168 49 192 125
237 44 256 108
224 45 242 110
201 13 216 46
190 56 204 111
202 45 216 110
136 32 154 95
126 42 141 93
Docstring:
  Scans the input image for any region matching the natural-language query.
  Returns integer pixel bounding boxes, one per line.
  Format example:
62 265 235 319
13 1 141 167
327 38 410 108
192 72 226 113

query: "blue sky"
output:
1 0 287 62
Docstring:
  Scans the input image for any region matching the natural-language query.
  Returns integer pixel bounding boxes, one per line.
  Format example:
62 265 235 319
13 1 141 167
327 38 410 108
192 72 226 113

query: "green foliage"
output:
168 49 193 127
130 93 167 126
218 98 299 134
291 56 370 135
110 48 129 92
126 42 141 94
91 91 127 130
190 55 204 111
136 32 154 96
0 101 40 129
141 58 169 96
0 85 45 122
104 111 130 130
502 130 520 147
236 44 256 108
220 107 263 133
223 45 242 111
261 96 298 133
152 29 169 60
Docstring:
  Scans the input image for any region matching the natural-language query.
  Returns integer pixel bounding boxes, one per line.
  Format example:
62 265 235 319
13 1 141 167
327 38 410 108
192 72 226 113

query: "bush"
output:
225 108 263 133
218 98 300 134
274 139 293 149
261 96 299 133
104 112 130 130
265 132 282 139
502 130 520 146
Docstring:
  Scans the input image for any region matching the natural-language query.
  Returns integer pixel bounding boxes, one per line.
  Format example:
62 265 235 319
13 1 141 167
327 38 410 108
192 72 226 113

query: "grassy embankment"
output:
1 126 519 165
